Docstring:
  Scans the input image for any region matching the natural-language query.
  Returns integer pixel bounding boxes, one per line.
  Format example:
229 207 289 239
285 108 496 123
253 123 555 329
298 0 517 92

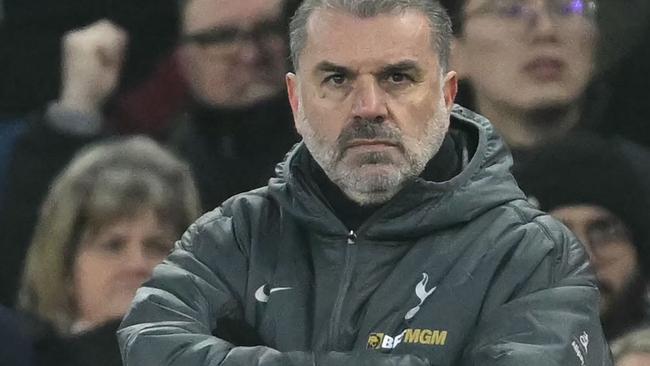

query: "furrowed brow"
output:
379 61 423 77
314 61 352 76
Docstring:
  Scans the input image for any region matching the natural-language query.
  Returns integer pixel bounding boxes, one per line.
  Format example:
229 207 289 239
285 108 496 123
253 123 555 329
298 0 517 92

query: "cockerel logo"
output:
405 273 437 320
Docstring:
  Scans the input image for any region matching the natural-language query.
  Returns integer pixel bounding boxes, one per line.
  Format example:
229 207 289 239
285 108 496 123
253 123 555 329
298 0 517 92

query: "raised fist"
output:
59 20 129 113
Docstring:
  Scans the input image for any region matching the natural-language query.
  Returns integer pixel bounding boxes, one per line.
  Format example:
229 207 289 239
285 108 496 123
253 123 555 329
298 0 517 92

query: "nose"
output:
351 77 388 122
526 3 560 38
123 243 156 277
237 39 264 65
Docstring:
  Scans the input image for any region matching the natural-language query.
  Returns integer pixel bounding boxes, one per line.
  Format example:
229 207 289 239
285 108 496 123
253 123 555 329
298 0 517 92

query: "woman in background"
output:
18 136 200 365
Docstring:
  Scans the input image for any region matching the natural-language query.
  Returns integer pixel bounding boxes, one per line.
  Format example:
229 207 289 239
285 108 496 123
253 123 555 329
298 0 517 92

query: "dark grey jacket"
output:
118 106 612 366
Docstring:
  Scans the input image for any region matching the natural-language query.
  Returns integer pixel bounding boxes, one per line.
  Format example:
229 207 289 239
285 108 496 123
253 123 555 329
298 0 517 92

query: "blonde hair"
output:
18 136 200 334
611 328 650 363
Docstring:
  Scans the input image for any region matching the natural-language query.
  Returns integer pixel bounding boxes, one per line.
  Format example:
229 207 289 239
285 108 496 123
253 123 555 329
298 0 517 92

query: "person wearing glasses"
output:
0 0 300 306
179 0 291 109
119 0 612 365
518 133 650 340
440 0 598 166
171 0 299 209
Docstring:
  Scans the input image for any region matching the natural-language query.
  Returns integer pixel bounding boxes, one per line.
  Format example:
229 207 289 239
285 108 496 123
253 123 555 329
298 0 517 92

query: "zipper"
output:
327 229 358 349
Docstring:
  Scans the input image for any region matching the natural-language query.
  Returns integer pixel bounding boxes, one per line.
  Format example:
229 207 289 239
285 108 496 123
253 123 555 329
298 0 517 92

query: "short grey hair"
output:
289 0 452 71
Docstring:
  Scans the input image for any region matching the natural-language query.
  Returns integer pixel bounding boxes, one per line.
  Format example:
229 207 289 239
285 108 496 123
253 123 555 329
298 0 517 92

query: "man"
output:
517 134 650 340
178 0 288 108
440 0 598 165
118 1 611 365
171 0 298 209
0 0 298 306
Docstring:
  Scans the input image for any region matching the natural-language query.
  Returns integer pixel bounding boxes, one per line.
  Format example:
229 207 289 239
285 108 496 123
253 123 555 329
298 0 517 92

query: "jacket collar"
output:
268 105 525 239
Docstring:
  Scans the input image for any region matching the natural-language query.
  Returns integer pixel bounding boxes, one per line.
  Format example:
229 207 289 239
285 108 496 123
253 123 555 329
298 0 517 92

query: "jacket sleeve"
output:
459 215 613 366
117 209 431 366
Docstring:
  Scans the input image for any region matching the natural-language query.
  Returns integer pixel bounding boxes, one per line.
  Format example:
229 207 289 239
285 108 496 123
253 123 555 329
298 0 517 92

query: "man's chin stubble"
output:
332 163 406 206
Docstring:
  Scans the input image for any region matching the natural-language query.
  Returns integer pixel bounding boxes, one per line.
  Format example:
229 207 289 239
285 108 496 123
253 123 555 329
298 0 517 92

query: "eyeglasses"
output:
465 0 597 21
181 19 286 48
581 216 632 250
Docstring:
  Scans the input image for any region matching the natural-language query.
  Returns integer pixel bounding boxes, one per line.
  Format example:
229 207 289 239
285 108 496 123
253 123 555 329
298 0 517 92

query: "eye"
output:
588 219 628 244
498 4 527 17
98 237 126 254
255 20 285 39
324 73 347 86
144 238 174 258
558 0 587 16
382 71 415 87
388 73 410 83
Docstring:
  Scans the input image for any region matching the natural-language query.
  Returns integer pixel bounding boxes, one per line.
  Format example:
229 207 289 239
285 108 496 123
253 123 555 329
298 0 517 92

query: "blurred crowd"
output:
0 0 649 365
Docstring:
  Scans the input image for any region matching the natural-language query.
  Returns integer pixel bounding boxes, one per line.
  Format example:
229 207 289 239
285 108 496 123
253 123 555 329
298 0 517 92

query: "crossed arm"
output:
118 213 612 366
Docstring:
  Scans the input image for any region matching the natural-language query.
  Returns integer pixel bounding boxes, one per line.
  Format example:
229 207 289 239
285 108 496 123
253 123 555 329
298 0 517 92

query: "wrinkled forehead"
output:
183 0 284 33
300 8 436 69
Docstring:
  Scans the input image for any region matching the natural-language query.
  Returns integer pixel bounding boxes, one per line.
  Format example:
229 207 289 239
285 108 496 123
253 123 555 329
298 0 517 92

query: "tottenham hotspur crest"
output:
405 273 437 320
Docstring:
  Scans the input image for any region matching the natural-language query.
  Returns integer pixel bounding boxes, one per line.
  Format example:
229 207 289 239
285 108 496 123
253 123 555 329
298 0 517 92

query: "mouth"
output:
523 57 565 81
346 139 400 149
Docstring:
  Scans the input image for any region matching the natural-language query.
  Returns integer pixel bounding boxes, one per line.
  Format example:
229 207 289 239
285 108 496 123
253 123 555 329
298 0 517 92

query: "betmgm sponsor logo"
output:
367 329 448 350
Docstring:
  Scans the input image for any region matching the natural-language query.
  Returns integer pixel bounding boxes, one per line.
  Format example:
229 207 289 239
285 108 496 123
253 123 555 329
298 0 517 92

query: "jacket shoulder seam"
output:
505 202 556 243
505 202 565 284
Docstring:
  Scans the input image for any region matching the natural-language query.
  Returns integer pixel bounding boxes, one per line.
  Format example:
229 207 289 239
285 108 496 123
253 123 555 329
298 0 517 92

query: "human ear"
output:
286 72 303 136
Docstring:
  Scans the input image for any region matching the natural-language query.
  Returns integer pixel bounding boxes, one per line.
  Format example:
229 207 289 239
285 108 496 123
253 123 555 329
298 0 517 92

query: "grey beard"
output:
297 106 449 206
326 146 424 206
330 165 407 206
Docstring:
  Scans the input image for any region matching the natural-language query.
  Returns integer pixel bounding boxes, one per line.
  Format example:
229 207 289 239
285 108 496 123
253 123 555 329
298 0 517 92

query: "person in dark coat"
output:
517 133 650 340
16 137 200 366
119 1 611 364
0 0 299 307
0 306 35 366
439 0 599 168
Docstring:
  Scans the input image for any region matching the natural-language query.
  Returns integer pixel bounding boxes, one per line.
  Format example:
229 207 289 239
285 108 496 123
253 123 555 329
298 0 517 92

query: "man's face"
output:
550 204 640 315
180 0 287 107
453 0 597 111
286 9 457 205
